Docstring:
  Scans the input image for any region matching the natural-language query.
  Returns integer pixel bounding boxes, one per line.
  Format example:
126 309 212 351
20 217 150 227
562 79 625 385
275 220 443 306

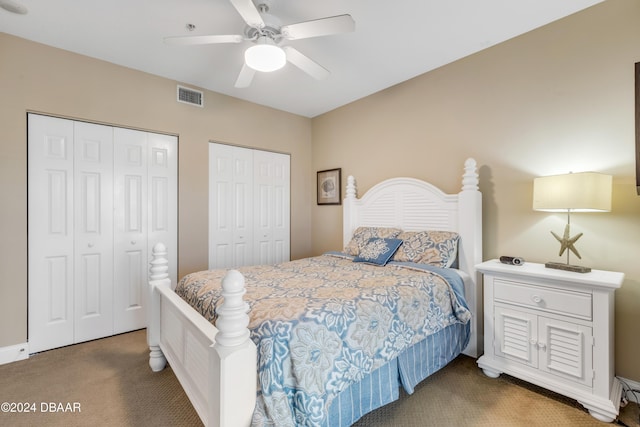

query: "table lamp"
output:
533 172 612 273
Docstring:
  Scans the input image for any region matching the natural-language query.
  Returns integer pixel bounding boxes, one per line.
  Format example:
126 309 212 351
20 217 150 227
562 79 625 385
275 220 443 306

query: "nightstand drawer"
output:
494 279 592 320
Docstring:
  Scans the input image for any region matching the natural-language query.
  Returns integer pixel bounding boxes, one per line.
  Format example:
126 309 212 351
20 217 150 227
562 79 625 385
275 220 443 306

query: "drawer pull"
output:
531 295 543 304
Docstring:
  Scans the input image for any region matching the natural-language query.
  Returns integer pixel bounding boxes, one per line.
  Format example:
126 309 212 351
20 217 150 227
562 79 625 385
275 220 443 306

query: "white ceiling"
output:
1 0 603 117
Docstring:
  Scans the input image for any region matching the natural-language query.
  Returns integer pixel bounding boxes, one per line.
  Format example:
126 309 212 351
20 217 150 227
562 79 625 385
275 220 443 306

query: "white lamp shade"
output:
533 172 612 212
244 37 286 72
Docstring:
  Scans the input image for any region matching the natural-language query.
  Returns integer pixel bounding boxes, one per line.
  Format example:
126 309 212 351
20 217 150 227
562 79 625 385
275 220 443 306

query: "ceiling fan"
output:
164 0 355 88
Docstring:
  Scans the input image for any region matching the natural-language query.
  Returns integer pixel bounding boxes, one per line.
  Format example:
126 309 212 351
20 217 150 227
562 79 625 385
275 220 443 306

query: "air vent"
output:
177 85 203 107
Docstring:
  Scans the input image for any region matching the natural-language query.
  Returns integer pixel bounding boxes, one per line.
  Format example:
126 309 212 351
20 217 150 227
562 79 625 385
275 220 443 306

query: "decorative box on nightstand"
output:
476 259 624 423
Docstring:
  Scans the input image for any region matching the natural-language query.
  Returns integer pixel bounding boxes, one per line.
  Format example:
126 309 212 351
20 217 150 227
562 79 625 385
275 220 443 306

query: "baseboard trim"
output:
0 342 29 365
618 376 640 404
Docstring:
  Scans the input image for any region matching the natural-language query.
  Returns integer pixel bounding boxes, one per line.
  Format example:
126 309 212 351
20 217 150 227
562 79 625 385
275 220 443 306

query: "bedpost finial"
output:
149 243 169 280
215 270 251 347
462 158 479 192
346 175 357 199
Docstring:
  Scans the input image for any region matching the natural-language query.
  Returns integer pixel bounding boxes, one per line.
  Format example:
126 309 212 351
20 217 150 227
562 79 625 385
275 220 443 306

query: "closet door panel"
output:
209 144 253 269
270 153 290 264
73 122 114 343
113 128 148 333
231 148 253 267
253 150 290 265
148 132 178 286
28 115 75 353
254 180 271 265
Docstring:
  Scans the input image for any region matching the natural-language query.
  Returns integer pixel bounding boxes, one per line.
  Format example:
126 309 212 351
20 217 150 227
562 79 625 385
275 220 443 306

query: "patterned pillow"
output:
353 238 403 266
392 230 460 268
344 227 402 256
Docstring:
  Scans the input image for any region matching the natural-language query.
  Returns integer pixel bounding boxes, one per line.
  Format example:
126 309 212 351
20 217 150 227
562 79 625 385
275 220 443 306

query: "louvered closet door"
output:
28 116 76 353
73 122 115 343
253 150 290 265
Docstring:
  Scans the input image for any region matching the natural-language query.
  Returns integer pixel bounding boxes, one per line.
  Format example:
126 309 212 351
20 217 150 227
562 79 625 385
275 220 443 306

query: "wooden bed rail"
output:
147 243 257 426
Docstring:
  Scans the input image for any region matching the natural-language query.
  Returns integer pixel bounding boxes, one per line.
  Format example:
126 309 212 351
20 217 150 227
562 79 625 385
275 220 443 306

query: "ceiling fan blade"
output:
281 14 355 40
282 46 329 80
164 34 243 46
229 0 265 28
235 63 256 88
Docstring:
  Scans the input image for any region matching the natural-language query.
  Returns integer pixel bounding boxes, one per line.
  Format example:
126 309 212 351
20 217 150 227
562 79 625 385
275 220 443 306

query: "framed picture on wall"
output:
317 168 341 205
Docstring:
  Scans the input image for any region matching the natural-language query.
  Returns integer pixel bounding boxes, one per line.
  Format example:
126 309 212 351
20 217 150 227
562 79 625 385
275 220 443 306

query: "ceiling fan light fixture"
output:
244 37 286 72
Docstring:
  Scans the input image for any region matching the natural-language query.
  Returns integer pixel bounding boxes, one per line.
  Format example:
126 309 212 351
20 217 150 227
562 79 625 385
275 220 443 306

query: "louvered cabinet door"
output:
494 306 593 387
494 306 538 368
538 317 593 387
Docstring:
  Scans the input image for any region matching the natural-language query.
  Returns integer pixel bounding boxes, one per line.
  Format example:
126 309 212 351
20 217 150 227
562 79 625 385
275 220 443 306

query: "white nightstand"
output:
476 259 624 422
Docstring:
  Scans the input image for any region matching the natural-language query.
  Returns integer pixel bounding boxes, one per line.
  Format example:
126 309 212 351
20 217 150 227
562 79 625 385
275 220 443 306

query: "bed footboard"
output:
147 243 257 426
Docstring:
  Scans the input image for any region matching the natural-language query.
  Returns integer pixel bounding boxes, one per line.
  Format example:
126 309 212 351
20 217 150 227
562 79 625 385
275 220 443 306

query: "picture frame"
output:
317 168 342 205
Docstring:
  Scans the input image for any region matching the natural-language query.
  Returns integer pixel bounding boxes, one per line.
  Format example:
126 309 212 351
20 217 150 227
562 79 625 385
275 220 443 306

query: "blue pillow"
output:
354 238 403 266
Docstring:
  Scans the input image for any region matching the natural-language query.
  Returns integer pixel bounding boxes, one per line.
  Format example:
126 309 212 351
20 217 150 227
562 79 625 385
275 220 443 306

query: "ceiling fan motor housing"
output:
244 5 282 43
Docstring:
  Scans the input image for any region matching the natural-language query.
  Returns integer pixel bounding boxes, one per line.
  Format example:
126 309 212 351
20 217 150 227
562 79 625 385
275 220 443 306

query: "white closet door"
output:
209 144 253 269
113 128 148 333
28 115 75 353
147 132 178 286
253 150 290 265
73 121 114 343
29 115 177 351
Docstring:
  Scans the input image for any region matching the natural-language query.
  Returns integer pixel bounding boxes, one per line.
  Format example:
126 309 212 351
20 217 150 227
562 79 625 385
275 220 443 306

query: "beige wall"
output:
0 33 313 348
312 0 640 380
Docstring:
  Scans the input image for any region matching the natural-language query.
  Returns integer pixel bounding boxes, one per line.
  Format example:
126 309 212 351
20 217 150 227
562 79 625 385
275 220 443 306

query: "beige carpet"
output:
0 330 637 426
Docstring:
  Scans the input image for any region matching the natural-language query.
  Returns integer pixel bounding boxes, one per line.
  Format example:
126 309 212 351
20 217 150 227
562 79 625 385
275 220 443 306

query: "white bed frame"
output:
147 158 483 427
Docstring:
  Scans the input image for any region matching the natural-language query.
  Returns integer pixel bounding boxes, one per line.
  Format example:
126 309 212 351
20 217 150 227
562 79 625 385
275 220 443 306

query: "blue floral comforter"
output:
176 253 470 426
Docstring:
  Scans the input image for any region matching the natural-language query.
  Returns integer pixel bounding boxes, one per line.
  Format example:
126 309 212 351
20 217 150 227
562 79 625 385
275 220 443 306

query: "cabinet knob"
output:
131 240 136 245
88 243 94 248
529 338 537 346
531 295 543 304
537 342 547 350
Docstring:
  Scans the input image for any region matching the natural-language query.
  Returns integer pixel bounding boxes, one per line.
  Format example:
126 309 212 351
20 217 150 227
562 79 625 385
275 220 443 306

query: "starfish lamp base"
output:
545 261 591 273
